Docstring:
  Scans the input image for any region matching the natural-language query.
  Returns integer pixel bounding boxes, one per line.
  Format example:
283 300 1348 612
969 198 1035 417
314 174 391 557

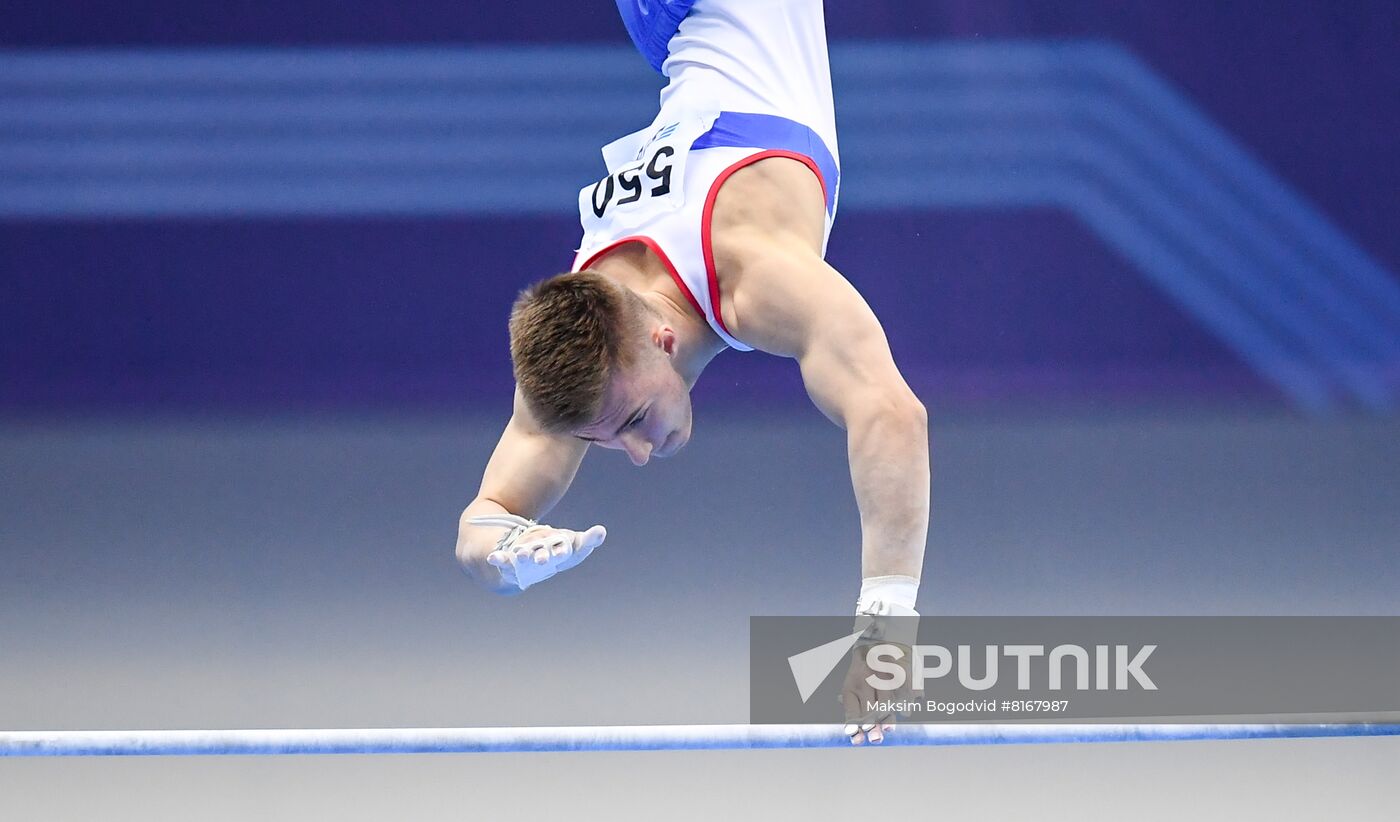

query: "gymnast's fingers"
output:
865 722 884 745
515 537 542 562
573 525 607 561
841 691 867 746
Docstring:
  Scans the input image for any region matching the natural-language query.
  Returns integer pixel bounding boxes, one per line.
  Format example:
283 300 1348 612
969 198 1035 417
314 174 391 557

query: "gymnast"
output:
455 0 929 746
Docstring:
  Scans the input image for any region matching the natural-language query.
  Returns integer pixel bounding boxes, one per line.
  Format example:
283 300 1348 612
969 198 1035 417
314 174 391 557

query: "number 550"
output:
591 145 675 218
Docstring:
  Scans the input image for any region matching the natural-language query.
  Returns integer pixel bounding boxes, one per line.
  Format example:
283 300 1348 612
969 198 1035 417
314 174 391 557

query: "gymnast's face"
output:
572 326 692 466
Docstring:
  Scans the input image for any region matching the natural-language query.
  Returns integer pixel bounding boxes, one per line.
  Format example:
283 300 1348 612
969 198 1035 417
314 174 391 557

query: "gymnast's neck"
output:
585 241 727 384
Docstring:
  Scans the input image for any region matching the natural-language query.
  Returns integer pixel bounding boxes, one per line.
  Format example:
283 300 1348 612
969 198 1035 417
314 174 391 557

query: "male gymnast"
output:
455 0 929 745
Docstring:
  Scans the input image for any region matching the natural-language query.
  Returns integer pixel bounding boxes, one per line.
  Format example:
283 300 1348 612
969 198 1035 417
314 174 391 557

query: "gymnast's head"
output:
509 271 692 466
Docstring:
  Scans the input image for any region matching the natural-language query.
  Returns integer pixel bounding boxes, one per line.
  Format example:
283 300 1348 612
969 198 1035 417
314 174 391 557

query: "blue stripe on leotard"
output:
691 111 840 215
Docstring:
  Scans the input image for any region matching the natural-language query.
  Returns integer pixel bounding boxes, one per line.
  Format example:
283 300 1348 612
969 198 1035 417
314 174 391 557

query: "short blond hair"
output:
508 271 651 432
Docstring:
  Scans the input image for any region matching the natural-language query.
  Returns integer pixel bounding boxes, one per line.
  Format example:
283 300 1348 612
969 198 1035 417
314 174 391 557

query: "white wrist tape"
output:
856 575 920 614
470 513 537 547
854 575 920 646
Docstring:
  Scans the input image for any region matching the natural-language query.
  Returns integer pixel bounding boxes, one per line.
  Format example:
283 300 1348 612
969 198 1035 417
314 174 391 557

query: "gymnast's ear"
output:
651 324 677 357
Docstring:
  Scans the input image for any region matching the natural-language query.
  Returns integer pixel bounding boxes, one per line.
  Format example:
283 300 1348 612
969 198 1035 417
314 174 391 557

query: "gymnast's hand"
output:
840 644 911 746
843 579 921 745
478 517 607 592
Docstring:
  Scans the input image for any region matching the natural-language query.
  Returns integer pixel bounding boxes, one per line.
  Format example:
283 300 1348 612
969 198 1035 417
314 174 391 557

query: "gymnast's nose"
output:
623 435 652 466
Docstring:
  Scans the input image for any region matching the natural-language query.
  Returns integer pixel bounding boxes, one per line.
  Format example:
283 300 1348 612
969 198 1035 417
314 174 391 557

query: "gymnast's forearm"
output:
455 408 591 594
843 396 930 581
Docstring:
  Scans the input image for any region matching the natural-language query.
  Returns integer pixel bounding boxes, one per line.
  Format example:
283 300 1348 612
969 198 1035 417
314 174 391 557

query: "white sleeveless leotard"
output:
572 0 841 352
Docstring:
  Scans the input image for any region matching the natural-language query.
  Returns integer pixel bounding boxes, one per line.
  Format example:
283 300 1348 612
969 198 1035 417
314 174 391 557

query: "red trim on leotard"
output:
574 235 705 322
699 150 826 340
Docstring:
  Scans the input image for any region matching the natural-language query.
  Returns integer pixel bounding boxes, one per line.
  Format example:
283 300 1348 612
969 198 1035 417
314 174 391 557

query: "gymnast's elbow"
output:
848 386 928 441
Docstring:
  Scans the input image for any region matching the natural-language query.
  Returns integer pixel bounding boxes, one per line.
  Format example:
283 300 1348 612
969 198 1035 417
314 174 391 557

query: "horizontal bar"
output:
3 723 1397 757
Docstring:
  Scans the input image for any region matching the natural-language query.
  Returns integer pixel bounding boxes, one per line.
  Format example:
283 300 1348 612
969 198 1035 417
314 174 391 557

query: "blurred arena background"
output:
2 2 1397 819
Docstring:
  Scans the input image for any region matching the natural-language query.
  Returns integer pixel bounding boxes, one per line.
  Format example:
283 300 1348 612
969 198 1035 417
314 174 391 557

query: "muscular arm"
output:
706 135 926 749
729 239 930 582
456 389 590 594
